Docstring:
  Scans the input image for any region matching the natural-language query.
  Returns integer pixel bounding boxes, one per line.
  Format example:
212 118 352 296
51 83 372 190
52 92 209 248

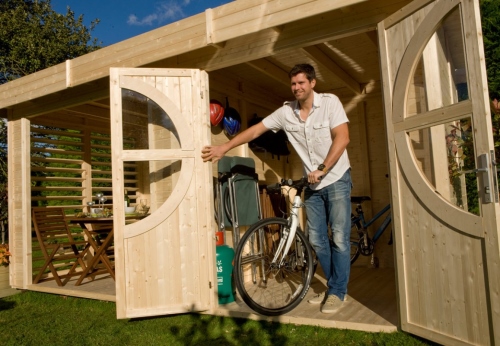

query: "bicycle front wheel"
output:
233 217 314 316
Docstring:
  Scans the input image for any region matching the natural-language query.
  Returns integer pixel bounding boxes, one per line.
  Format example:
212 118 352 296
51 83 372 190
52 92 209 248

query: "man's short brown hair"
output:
289 64 316 82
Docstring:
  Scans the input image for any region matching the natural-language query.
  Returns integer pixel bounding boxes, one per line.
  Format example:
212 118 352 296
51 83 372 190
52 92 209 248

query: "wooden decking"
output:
25 266 397 332
213 266 398 332
28 273 116 302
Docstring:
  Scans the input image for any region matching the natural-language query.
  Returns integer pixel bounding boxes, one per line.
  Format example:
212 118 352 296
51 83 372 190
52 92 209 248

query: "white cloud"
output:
127 14 158 26
127 1 188 27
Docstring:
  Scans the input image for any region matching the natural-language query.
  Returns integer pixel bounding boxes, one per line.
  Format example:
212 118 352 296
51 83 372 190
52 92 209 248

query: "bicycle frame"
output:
272 194 302 266
353 203 391 243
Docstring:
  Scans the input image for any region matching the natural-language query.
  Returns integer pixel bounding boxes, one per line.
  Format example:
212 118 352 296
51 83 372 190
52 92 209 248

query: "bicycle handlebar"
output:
266 177 309 193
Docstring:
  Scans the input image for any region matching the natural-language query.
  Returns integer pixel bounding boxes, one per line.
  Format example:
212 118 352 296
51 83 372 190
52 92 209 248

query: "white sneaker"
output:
307 291 327 304
321 294 344 314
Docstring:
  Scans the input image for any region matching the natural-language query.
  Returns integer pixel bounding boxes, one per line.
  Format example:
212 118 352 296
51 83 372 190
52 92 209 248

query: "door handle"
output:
491 150 499 203
479 153 493 203
458 152 498 204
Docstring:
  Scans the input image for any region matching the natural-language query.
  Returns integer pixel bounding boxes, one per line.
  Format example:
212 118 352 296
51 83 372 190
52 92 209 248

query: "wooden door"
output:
110 68 215 319
378 0 500 344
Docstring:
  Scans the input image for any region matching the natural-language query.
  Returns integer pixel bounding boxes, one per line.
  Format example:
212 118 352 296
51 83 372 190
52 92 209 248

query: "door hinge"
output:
209 281 212 289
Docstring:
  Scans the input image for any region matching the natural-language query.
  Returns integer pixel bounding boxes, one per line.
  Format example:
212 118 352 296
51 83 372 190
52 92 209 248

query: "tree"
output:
481 0 500 100
0 0 101 241
0 0 101 84
480 0 500 195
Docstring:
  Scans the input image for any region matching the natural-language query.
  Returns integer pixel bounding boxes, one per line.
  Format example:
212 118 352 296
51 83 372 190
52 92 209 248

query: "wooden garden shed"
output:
1 0 499 344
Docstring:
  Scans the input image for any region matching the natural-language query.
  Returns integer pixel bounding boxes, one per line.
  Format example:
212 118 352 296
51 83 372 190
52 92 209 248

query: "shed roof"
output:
0 0 412 120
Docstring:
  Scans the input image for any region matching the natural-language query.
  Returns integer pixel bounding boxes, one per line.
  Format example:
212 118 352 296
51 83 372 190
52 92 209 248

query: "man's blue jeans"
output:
304 169 352 300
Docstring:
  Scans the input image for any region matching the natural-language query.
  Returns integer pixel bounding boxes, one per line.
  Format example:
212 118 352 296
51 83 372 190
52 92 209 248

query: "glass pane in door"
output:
121 89 180 150
120 88 182 219
124 158 181 220
408 117 479 215
406 5 468 118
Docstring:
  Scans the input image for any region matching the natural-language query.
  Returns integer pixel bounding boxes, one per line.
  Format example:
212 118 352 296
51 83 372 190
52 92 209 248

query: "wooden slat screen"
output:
30 122 139 281
30 125 139 213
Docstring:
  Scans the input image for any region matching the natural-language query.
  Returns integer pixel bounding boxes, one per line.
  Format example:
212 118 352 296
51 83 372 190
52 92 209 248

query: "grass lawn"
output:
0 291 436 346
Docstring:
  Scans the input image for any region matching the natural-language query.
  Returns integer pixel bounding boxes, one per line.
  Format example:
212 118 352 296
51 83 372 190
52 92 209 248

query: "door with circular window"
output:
379 0 500 344
110 68 215 319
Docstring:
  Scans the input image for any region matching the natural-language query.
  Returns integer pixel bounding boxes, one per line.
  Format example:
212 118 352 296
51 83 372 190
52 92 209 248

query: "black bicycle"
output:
349 196 392 267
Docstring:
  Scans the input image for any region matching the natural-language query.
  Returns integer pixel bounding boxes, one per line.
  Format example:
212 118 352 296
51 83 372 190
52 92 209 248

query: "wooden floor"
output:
212 266 398 332
28 273 117 302
25 266 397 332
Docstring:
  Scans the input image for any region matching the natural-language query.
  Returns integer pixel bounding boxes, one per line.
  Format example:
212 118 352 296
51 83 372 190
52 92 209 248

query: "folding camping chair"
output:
216 156 262 247
32 207 89 286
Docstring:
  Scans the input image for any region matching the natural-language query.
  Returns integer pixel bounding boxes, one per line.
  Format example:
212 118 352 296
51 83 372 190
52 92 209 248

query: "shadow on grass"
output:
129 311 437 346
0 298 16 311
132 312 288 345
1 291 436 345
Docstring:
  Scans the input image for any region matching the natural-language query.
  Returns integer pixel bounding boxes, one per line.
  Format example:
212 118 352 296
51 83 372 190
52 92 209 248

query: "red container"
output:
215 231 225 246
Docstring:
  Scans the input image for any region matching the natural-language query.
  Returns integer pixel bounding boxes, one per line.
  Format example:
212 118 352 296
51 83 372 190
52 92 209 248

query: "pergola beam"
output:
245 59 291 88
301 45 361 95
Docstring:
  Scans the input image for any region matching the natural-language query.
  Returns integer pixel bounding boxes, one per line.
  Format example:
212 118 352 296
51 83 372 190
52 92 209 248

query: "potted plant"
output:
0 243 10 267
0 183 16 297
0 182 9 266
0 242 15 297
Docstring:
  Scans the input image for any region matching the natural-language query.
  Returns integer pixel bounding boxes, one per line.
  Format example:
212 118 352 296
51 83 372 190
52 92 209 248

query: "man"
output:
201 63 352 314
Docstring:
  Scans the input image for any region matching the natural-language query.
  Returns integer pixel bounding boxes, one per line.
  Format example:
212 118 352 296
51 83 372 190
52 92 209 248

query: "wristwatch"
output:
317 164 328 173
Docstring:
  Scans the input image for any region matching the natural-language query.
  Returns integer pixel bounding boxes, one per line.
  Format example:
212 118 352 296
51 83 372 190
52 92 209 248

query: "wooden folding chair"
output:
32 207 89 286
75 222 115 285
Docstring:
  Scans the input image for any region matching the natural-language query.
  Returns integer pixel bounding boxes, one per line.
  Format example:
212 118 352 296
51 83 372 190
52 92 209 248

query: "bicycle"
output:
233 177 314 316
232 178 392 316
349 196 392 267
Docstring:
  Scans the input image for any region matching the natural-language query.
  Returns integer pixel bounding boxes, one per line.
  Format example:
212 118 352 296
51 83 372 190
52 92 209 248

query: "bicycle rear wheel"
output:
233 217 314 316
350 216 363 264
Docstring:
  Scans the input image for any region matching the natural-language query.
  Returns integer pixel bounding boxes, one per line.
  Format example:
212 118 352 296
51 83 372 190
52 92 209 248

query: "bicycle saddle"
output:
351 196 371 204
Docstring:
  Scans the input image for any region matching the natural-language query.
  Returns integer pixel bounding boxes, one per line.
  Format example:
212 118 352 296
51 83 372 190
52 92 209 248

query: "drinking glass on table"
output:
140 199 150 215
86 201 95 216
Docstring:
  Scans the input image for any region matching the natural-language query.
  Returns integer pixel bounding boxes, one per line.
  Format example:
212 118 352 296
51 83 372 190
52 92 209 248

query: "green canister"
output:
216 243 235 304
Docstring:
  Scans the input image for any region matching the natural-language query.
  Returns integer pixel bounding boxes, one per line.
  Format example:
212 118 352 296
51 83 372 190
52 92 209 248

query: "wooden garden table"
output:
66 215 146 286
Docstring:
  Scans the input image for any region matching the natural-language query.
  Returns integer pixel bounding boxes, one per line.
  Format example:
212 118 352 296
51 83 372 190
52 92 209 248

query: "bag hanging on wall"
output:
248 114 290 161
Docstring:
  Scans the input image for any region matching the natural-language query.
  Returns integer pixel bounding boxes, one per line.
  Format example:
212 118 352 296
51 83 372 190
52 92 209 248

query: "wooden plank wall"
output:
342 91 392 268
208 90 287 181
0 267 19 298
208 83 392 268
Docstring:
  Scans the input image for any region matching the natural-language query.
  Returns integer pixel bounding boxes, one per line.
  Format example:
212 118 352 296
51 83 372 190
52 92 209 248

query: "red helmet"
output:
210 99 224 126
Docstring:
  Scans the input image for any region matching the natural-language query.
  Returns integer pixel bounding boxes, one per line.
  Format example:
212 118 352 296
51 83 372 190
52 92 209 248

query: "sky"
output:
51 0 233 46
